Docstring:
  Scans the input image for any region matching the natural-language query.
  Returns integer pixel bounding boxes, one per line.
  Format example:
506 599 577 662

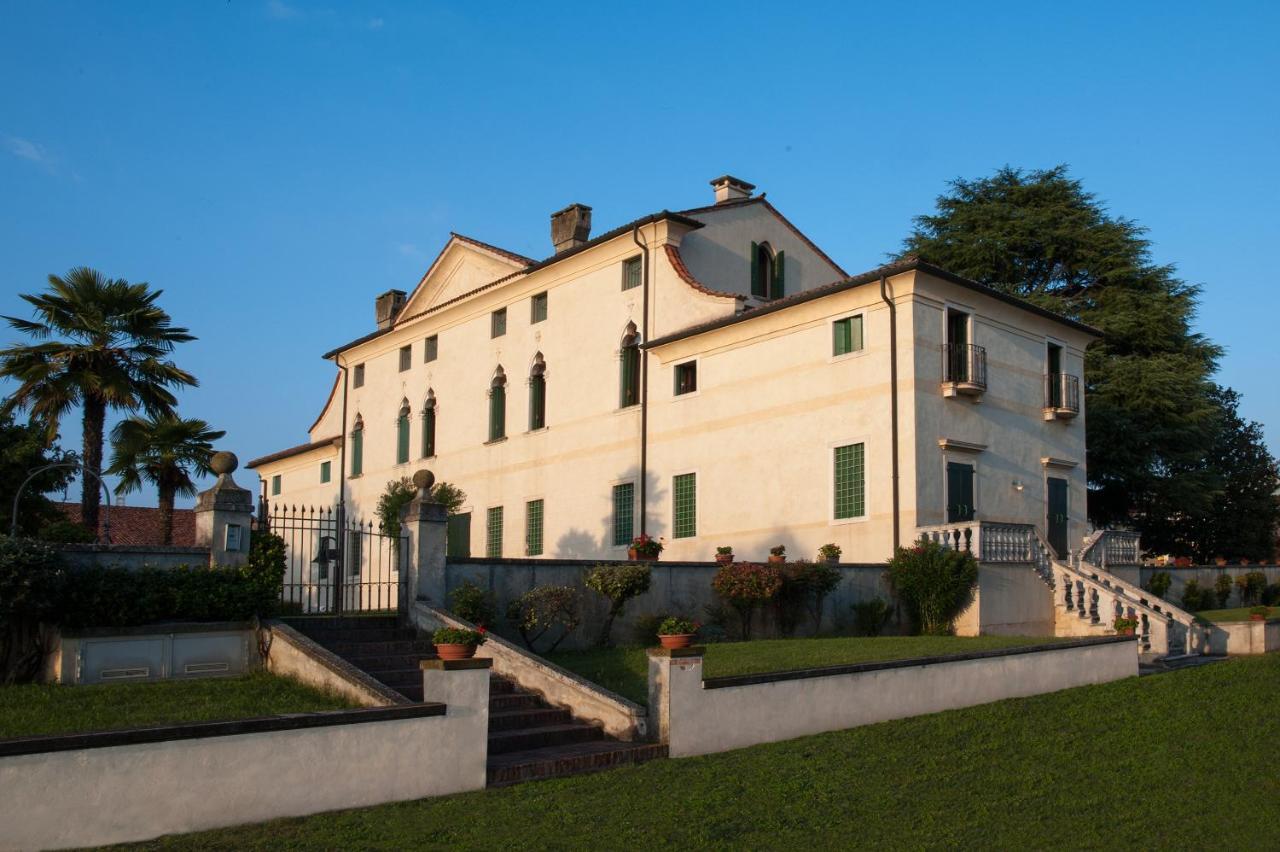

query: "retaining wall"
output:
1135 565 1280 608
53 543 211 571
42 622 257 685
1205 618 1280 655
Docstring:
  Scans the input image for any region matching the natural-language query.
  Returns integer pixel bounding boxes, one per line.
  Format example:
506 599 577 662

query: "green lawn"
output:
546 635 1063 705
0 672 357 739
1197 606 1279 623
115 654 1280 850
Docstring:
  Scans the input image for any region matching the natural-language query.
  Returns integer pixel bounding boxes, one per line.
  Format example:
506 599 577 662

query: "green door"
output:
946 462 975 523
446 512 471 558
1047 477 1069 558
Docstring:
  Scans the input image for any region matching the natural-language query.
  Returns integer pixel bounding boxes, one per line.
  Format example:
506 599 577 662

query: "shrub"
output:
585 562 652 647
884 540 978 635
657 615 699 636
36 519 95 543
448 580 497 627
1113 616 1140 633
1263 583 1280 607
852 597 890 637
1235 571 1267 606
775 560 841 636
629 534 663 558
1145 571 1172 599
633 613 670 645
1250 606 1272 619
769 545 786 558
1181 579 1206 611
0 535 67 683
1214 573 1234 608
376 477 417 537
817 543 842 561
505 585 581 653
432 626 486 646
712 562 783 640
715 546 734 556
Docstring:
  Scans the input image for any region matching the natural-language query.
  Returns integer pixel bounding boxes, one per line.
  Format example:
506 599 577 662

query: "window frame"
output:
486 505 504 558
622 256 642 291
395 403 411 465
525 498 544 556
830 313 866 361
530 292 548 324
424 335 438 363
829 437 869 525
319 461 331 484
352 363 365 388
673 359 699 398
398 345 412 372
421 396 437 459
611 481 636 547
671 470 698 539
491 308 507 338
270 474 281 496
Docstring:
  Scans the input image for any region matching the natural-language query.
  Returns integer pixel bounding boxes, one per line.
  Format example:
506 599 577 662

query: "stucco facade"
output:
250 177 1097 565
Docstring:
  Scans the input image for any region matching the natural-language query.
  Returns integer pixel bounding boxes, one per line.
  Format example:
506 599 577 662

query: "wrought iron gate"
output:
265 504 407 614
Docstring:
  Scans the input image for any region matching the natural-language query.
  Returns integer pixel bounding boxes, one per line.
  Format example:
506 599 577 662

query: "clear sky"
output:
2 1 1277 508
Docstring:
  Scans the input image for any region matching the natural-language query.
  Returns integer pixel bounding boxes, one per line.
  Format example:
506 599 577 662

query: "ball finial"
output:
411 469 435 494
210 451 238 475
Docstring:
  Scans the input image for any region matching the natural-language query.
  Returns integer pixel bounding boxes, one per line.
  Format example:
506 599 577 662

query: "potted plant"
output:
817 543 842 565
1214 556 1227 566
715 546 734 565
656 615 700 650
432 626 487 660
768 545 786 564
628 534 663 561
1249 606 1271 622
1112 616 1139 636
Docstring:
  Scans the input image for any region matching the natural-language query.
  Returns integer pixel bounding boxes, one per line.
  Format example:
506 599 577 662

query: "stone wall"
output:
1134 565 1280 608
53 543 211 571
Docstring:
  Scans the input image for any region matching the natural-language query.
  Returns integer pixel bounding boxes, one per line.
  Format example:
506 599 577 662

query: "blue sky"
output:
2 1 1277 508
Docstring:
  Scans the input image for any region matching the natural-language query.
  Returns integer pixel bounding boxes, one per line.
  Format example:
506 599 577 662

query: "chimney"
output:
375 289 407 330
550 203 592 253
709 174 756 204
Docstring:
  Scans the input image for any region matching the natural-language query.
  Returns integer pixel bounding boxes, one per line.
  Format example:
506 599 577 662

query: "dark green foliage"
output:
431 627 485 646
711 562 783 640
505 585 580 653
585 562 651 647
1145 571 1172 599
1181 579 1207 611
632 613 670 646
900 166 1226 549
774 560 842 636
852 598 891 637
0 412 78 537
448 580 497 627
885 540 979 635
657 616 698 636
1234 571 1267 606
429 481 467 516
0 535 67 682
378 478 468 537
1214 573 1234 608
1263 584 1280 607
36 519 95 543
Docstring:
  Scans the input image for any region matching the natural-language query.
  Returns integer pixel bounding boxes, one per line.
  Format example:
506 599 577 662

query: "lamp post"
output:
10 462 113 542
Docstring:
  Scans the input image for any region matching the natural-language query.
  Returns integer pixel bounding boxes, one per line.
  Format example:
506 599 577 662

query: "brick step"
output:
339 652 432 672
364 667 424 688
487 740 668 787
487 707 571 732
327 639 437 657
487 722 604 755
490 692 544 712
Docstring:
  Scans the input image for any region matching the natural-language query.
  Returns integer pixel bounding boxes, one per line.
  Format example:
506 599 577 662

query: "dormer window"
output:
750 242 785 299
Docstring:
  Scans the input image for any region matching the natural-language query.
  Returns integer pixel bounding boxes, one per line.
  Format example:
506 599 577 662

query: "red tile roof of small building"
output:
56 502 197 547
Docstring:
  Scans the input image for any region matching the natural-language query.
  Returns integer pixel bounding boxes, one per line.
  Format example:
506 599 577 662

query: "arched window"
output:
422 389 437 458
528 353 547 431
750 241 785 299
395 399 411 465
488 366 507 442
619 322 640 409
350 413 364 477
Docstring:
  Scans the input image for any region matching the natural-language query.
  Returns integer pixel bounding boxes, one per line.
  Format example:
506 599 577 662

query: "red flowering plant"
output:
711 561 783 640
431 626 487 646
630 534 664 558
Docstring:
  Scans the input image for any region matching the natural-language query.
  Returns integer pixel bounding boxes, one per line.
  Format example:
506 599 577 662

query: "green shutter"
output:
529 375 546 430
620 345 639 408
320 461 331 483
525 499 544 556
351 430 363 477
423 407 436 457
750 241 762 297
833 319 850 356
834 443 865 519
851 315 864 352
396 414 409 464
612 483 635 546
673 473 697 538
489 386 506 441
773 250 785 298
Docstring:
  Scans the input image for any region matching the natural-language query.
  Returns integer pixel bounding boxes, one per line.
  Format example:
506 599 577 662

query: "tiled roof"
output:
663 245 745 300
57 503 197 547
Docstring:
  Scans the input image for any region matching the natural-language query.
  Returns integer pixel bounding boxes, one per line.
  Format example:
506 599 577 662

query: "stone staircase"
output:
285 616 665 787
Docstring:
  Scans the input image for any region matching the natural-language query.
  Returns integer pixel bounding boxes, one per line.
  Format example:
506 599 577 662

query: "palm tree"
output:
107 415 226 544
1 267 196 533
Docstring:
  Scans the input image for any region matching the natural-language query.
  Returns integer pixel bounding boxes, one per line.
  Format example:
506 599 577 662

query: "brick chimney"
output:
375 289 407 330
550 203 592 253
710 175 755 204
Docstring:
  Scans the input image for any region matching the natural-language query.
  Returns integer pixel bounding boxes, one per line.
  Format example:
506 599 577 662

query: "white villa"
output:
249 175 1097 565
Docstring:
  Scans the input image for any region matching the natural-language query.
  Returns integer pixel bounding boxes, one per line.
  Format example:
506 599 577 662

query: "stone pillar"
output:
646 646 704 754
194 451 254 568
402 469 448 605
419 657 492 790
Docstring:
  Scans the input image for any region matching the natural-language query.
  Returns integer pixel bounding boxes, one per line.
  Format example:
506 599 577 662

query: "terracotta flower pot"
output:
435 643 476 661
1249 614 1266 622
1120 627 1135 636
716 554 734 565
628 547 639 560
768 555 785 564
658 633 695 650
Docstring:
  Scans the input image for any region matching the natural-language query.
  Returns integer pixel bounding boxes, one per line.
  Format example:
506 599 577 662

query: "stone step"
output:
395 683 424 702
486 740 668 787
297 626 419 644
339 652 432 672
487 707 571 732
328 639 437 657
364 667 424 688
490 692 544 712
487 723 604 755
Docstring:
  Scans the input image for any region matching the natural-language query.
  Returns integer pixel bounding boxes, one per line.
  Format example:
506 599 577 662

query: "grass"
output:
544 634 1064 705
1197 606 1279 623
0 672 357 739
114 654 1280 850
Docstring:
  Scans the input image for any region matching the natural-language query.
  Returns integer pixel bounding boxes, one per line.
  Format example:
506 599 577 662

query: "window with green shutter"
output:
525 499 544 556
772 250 785 298
491 308 507 338
399 345 412 372
673 473 696 538
350 415 364 477
622 256 642 290
353 364 365 388
674 361 697 395
833 315 864 357
486 506 504 558
488 367 507 442
422 393 436 458
619 324 640 408
319 461 331 483
424 335 438 363
531 292 548 324
612 482 634 546
396 401 410 464
528 356 546 431
833 443 866 519
271 474 281 496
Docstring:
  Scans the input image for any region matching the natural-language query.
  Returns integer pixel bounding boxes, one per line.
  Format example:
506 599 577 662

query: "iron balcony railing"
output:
940 343 988 389
1044 373 1081 414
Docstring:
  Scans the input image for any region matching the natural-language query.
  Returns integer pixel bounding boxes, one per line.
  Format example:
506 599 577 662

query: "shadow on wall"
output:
553 466 667 559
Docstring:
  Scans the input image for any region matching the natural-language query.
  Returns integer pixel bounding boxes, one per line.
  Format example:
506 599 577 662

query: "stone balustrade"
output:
1080 529 1142 568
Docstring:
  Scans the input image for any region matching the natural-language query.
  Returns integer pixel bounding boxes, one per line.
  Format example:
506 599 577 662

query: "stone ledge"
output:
61 620 254 639
447 557 884 569
646 646 707 659
701 636 1133 691
0 702 446 758
420 658 492 671
52 544 210 554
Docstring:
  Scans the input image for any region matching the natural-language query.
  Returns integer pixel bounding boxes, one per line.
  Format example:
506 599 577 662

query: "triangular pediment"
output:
399 234 533 320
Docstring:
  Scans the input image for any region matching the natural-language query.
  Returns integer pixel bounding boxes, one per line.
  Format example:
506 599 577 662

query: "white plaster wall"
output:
1205 619 1280 655
258 443 340 511
0 705 487 850
652 639 1134 758
954 564 1056 637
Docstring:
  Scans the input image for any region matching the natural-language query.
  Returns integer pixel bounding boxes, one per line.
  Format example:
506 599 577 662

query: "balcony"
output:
1043 373 1080 420
940 343 987 398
